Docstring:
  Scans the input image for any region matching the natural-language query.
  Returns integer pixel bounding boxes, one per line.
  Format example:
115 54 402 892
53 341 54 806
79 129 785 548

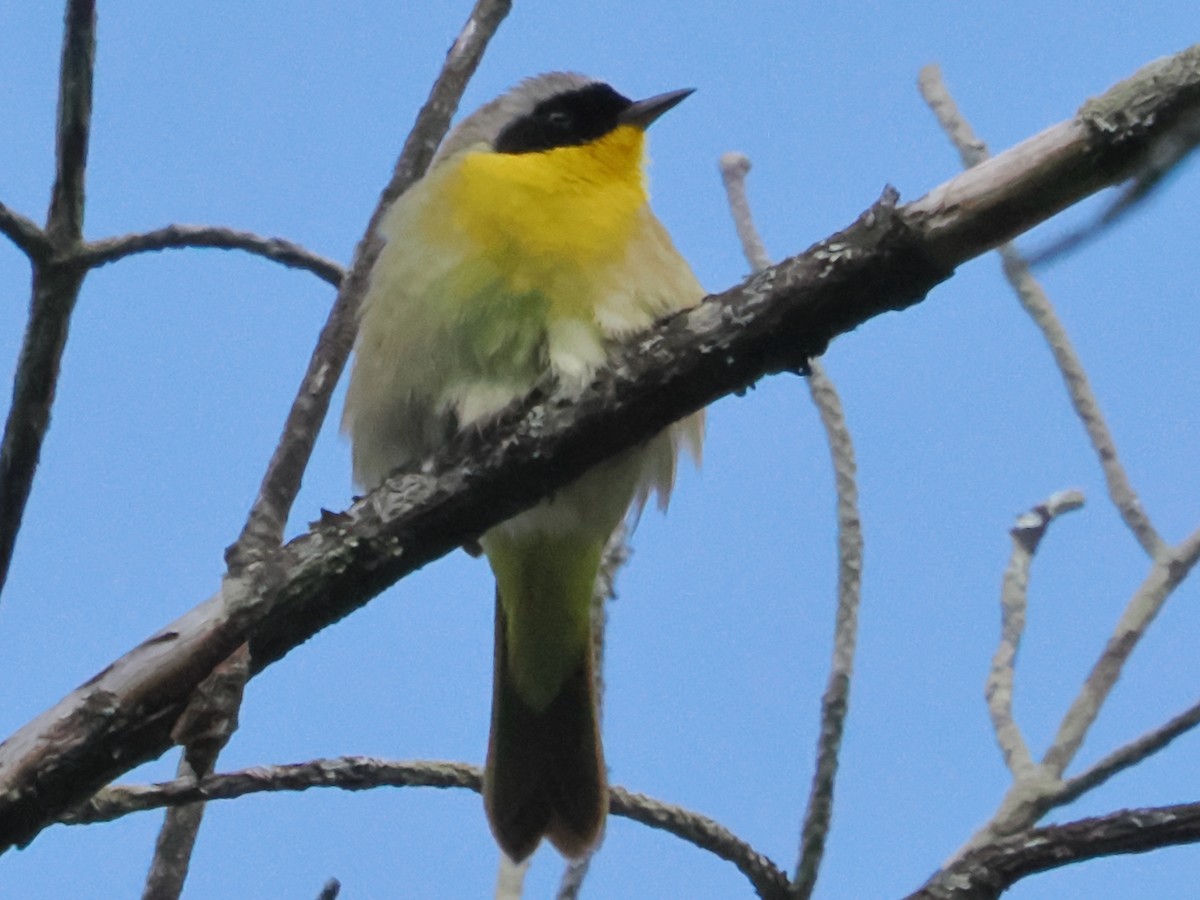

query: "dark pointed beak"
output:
618 87 695 130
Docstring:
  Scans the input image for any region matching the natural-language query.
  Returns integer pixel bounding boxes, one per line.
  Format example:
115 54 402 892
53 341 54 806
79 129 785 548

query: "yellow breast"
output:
435 125 649 309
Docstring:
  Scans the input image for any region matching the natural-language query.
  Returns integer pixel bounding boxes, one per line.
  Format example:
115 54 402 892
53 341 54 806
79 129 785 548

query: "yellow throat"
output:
441 124 649 305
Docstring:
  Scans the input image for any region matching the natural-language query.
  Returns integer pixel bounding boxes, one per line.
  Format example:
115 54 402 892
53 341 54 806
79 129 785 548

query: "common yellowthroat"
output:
343 72 704 862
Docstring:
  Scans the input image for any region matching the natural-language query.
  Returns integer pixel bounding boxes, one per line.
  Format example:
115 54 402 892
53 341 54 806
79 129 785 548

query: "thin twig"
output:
1043 527 1200 776
1055 696 1200 807
719 151 865 900
45 0 94 245
611 786 791 899
141 764 206 900
792 361 862 900
957 526 1200 856
0 0 96 601
0 203 50 261
141 644 250 900
315 879 341 900
224 0 513 572
62 757 792 900
64 758 484 823
78 225 344 286
918 63 1165 559
987 491 1086 780
719 152 772 271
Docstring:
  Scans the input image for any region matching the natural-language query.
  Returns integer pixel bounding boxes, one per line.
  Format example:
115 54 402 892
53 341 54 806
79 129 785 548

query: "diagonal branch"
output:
1 41 1199 857
0 203 50 262
918 63 1166 559
77 225 344 286
1055 697 1200 807
1042 525 1200 777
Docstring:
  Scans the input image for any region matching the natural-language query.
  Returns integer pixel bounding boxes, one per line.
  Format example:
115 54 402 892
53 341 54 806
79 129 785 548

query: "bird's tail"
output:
484 593 607 862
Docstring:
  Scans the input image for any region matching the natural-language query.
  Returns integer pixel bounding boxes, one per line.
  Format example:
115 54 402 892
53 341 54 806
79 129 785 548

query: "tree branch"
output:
0 0 96 600
61 757 792 899
1 41 1198 857
77 225 344 286
1056 697 1200 807
919 62 1168 558
45 0 94 245
0 202 50 262
909 802 1200 900
1042 526 1200 776
719 150 865 900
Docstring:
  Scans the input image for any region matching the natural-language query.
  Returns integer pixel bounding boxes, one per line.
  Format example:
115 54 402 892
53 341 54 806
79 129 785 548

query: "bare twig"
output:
1043 527 1200 776
45 0 94 245
3 45 1199 854
224 0 513 572
988 491 1086 780
958 526 1200 855
65 758 483 823
141 644 250 900
78 225 344 286
1056 697 1200 807
0 0 96 600
554 859 589 900
62 757 792 899
141 780 205 900
1000 243 1165 556
0 203 50 261
611 786 791 899
918 63 1165 559
792 361 862 900
720 152 865 900
719 152 773 272
919 62 1200 865
315 878 341 900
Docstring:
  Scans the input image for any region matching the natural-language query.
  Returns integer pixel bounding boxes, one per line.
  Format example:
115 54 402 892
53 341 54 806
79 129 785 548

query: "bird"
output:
342 72 704 862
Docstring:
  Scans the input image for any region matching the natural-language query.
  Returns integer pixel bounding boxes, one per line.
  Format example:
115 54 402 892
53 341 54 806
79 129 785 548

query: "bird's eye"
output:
544 110 572 130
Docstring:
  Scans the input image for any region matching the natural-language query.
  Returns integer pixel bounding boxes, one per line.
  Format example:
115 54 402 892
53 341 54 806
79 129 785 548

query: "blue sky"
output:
2 2 1199 898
